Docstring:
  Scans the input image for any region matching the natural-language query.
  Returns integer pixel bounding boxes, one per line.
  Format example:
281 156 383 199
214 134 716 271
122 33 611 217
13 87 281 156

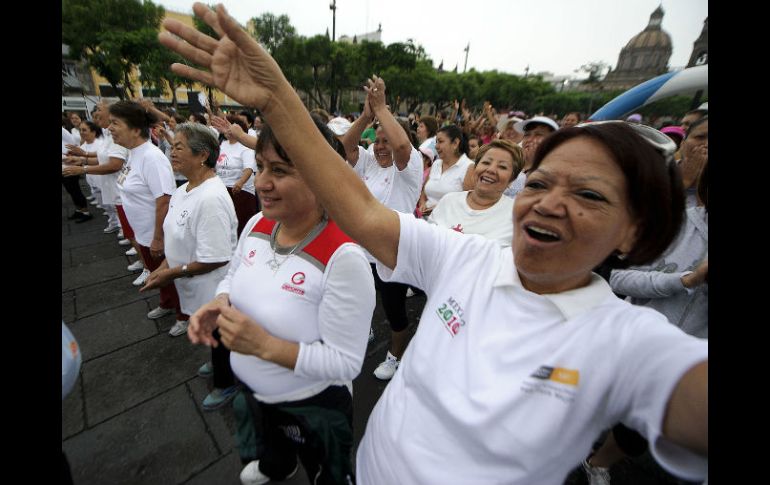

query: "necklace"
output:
267 216 327 274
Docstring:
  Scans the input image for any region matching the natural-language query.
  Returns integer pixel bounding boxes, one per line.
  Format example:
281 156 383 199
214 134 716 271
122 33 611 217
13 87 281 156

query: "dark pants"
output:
256 385 355 485
370 263 409 331
138 245 188 322
62 175 87 210
227 187 258 236
612 423 648 457
212 328 235 389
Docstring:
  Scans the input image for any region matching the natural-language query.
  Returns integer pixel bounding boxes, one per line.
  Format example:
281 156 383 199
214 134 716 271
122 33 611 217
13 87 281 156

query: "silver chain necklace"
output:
267 216 327 275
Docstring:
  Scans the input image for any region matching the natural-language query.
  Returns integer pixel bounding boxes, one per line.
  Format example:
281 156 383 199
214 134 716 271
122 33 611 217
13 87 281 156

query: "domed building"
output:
602 5 673 90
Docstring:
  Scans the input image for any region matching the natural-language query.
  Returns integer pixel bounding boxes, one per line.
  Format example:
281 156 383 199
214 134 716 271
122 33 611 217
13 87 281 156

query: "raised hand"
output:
159 3 288 112
365 75 387 113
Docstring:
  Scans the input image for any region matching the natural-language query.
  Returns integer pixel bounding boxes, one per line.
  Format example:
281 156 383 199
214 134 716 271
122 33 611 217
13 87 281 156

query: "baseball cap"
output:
514 116 559 134
419 145 436 162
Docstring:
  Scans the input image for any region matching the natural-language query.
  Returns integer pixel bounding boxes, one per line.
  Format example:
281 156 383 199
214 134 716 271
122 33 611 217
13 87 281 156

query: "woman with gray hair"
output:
141 122 241 409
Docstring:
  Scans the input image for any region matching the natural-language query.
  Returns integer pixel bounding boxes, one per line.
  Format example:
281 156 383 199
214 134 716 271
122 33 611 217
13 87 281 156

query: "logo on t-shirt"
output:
242 249 257 267
175 209 189 226
435 296 467 336
451 223 464 233
281 272 306 296
521 365 580 404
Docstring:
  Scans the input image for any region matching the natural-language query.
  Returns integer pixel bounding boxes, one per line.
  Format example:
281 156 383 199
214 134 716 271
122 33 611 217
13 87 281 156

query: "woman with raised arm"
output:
340 75 424 380
161 5 707 484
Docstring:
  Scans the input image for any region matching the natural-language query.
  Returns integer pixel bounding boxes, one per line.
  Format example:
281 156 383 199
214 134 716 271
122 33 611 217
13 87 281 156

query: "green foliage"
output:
62 0 165 99
249 12 297 54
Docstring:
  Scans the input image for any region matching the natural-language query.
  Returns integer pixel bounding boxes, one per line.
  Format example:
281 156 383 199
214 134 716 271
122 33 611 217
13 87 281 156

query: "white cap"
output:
514 116 559 134
327 117 352 136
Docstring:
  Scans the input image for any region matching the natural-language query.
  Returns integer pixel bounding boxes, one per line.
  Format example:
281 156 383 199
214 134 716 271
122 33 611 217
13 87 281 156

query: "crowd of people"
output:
62 3 708 484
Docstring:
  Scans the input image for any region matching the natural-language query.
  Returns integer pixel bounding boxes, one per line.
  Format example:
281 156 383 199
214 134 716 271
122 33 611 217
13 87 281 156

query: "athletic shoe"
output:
74 213 93 223
147 305 174 319
103 224 120 234
368 327 375 343
132 269 150 287
202 385 240 411
373 351 399 380
119 239 132 247
127 260 144 272
197 361 213 378
117 230 124 239
240 460 298 485
125 247 137 256
168 320 189 337
582 459 611 485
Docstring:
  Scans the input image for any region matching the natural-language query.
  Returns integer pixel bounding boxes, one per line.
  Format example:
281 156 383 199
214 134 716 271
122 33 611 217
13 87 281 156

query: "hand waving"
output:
159 3 287 112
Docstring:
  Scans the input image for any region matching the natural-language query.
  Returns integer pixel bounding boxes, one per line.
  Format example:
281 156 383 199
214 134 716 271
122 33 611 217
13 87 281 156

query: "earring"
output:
616 252 627 261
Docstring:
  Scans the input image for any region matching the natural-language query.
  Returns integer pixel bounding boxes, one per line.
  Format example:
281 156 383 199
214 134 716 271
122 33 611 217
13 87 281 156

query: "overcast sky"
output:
156 0 707 79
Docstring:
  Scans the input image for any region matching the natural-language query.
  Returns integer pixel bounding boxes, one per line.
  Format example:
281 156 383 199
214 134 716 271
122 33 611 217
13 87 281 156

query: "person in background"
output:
467 134 482 160
661 125 686 149
68 112 83 144
341 75 423 380
418 124 474 217
110 100 186 333
416 114 438 153
217 114 258 235
680 108 707 133
432 139 523 247
560 111 581 129
160 7 707 484
141 122 240 408
677 117 708 207
503 115 559 198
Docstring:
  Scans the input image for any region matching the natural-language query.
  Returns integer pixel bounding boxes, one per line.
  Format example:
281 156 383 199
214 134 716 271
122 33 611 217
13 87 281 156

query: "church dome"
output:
626 29 672 49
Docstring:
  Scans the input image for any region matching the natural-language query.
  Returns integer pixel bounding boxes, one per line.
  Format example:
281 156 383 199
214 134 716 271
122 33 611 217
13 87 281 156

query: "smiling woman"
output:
159 4 707 483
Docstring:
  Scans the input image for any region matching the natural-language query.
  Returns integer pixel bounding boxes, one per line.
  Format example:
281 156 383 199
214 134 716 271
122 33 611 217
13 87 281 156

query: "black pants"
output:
256 385 355 485
212 328 235 389
370 263 409 332
62 175 87 210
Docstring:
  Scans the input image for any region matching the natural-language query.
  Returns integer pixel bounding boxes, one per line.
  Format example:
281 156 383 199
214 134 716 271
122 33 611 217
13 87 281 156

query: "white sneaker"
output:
117 230 124 239
125 247 137 256
406 288 416 298
582 459 611 485
239 460 298 485
118 239 132 247
147 305 174 319
127 260 144 272
90 199 99 206
168 320 189 337
373 351 399 380
132 269 150 287
103 224 120 234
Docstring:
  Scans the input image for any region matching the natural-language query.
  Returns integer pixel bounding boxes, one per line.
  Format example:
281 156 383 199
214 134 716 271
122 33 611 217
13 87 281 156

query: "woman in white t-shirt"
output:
163 10 707 484
340 75 424 381
141 122 240 406
418 124 474 217
110 100 185 329
430 139 524 248
187 116 374 485
216 114 258 234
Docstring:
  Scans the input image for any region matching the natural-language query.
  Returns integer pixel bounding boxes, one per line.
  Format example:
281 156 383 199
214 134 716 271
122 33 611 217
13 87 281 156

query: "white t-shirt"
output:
354 145 423 213
424 154 474 209
81 138 104 191
216 141 256 194
96 133 129 206
62 127 76 154
164 176 238 315
428 190 515 247
119 141 177 247
218 214 375 404
356 213 708 485
70 126 82 145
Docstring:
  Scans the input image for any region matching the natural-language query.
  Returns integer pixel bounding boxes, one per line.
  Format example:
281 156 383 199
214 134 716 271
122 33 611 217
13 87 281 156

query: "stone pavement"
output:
61 181 424 485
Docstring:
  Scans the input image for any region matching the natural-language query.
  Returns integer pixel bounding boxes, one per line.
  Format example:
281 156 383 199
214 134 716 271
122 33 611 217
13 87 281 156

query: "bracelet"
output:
83 165 87 174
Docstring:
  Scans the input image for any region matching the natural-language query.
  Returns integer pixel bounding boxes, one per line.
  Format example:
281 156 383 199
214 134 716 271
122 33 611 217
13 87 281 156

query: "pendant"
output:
267 259 280 272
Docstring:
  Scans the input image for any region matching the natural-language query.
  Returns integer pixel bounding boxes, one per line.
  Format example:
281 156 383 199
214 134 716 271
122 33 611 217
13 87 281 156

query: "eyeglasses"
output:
576 121 677 166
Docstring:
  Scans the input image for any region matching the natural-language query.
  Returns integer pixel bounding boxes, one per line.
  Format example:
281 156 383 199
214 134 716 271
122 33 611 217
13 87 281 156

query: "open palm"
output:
159 3 285 111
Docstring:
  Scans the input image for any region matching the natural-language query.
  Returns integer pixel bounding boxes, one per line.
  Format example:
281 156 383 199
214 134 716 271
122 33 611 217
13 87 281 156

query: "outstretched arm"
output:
341 93 374 166
159 3 399 268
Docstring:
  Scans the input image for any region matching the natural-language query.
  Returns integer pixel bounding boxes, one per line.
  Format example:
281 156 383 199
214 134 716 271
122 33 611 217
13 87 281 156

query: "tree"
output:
62 0 165 99
138 42 193 109
249 12 297 55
